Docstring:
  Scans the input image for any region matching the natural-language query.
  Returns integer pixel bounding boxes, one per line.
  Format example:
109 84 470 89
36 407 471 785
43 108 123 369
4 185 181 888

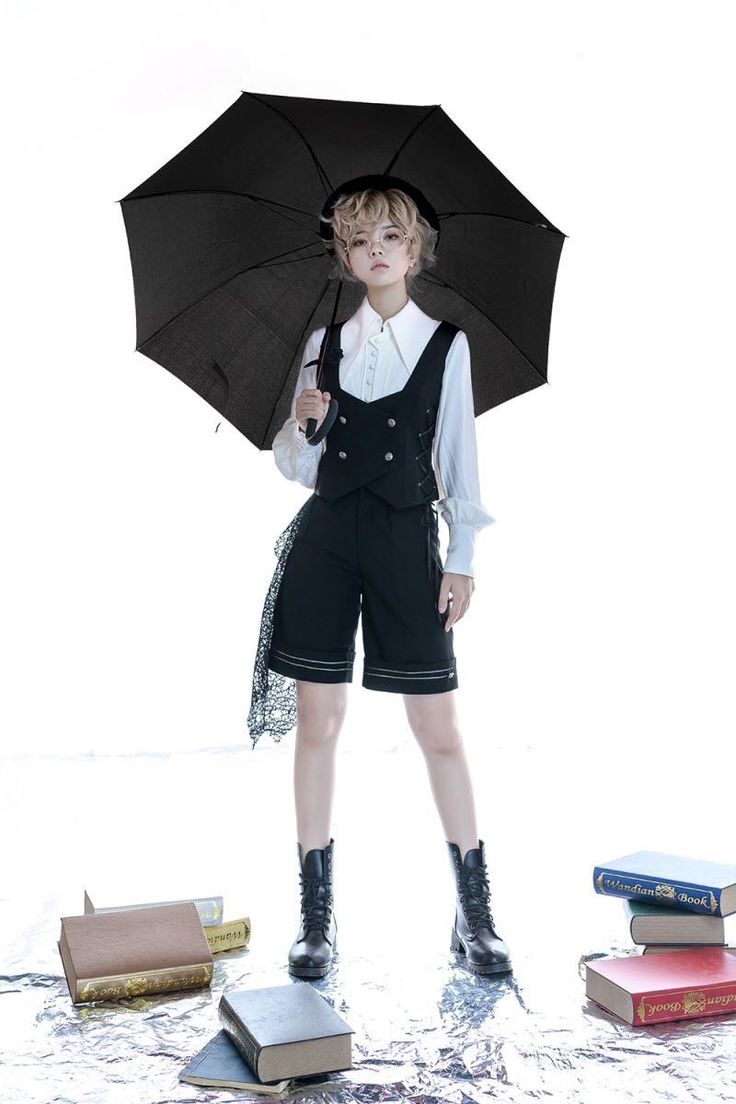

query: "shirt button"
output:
338 450 347 459
387 417 396 427
339 415 347 424
384 452 393 461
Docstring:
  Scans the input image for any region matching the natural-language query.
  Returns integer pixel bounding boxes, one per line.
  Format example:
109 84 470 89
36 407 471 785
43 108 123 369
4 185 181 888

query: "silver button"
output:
384 451 393 461
339 415 347 424
338 450 347 459
387 417 396 427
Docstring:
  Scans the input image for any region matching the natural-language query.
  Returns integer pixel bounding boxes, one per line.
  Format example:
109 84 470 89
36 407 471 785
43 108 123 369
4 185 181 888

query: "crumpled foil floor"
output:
2 736 735 1103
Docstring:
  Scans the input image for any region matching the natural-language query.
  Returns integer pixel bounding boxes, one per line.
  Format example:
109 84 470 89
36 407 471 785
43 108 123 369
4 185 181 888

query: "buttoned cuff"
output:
444 523 478 578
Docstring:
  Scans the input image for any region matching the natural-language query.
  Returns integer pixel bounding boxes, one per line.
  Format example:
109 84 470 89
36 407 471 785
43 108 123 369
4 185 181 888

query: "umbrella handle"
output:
305 397 339 445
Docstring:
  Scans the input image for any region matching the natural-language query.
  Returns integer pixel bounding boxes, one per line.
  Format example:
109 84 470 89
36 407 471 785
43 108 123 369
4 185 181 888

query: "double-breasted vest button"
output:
387 417 396 427
339 415 347 424
338 450 347 459
384 451 393 461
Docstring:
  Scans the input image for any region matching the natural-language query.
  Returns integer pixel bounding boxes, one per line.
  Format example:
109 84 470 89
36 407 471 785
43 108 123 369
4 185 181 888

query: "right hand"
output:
296 389 331 432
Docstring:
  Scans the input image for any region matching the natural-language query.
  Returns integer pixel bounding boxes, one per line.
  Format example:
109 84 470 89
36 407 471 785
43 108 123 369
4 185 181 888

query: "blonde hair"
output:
322 188 438 287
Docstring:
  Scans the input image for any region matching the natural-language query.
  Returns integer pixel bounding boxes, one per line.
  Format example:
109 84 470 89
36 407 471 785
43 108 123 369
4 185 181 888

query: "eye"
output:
352 237 367 248
385 232 401 242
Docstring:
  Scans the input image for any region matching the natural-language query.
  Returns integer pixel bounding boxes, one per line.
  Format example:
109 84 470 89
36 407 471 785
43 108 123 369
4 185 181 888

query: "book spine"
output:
205 917 251 953
218 1002 260 1075
76 962 213 1003
593 867 722 915
634 981 736 1024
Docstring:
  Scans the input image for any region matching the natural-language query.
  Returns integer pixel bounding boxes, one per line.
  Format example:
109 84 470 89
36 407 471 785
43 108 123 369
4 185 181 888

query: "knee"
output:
410 716 463 757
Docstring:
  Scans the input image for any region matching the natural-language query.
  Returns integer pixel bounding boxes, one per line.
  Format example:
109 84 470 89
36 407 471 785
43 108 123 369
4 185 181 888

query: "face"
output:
344 220 416 287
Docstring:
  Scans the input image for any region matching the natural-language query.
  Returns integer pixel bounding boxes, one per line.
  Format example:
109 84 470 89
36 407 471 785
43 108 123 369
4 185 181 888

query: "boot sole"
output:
450 928 513 975
288 934 338 979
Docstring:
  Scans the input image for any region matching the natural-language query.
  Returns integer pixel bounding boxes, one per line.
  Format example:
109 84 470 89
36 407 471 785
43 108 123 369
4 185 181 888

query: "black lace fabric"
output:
246 496 314 749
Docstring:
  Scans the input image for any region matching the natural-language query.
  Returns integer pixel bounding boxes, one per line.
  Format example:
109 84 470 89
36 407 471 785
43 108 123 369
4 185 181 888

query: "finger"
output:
445 599 467 631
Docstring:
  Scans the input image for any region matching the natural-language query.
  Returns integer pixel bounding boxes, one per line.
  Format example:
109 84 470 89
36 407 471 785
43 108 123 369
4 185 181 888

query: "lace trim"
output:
246 497 314 749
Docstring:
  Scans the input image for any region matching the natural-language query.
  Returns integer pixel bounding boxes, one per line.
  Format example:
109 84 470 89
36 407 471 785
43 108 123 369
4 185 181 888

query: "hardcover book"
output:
218 982 354 1083
623 898 730 945
586 946 736 1025
593 850 736 917
180 1030 292 1093
58 902 214 1004
643 944 733 954
83 887 223 926
204 916 251 954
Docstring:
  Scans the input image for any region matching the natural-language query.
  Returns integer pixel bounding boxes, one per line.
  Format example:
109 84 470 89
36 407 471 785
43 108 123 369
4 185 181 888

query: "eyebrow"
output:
353 222 399 233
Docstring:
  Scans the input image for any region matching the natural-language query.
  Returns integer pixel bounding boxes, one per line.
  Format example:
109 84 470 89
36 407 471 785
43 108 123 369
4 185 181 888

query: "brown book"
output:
58 902 214 1004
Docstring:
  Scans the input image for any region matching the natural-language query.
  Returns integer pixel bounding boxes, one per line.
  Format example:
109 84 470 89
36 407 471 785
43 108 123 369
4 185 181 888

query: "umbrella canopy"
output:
119 90 566 448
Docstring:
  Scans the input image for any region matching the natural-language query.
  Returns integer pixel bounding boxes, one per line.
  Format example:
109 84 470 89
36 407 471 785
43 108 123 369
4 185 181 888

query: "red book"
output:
585 947 736 1025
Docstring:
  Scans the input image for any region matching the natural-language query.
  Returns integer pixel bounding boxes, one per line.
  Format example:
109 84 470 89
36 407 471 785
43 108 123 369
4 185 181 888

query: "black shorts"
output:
266 487 458 694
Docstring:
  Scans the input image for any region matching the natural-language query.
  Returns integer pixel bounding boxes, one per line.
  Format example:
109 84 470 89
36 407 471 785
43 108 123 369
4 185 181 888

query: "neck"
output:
366 281 410 325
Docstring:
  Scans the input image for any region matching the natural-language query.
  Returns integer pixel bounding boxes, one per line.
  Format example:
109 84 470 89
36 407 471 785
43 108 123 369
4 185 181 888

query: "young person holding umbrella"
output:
251 179 512 980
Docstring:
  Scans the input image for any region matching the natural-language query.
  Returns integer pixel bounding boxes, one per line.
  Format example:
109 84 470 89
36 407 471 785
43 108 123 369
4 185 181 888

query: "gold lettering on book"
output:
79 964 213 1002
636 986 736 1022
596 873 718 913
205 917 251 953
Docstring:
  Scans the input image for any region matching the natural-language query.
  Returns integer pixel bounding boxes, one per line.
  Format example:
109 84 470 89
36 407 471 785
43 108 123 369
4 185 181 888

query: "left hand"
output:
438 572 475 631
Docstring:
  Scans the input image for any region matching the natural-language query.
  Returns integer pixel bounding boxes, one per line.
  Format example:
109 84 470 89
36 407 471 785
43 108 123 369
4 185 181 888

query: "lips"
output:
371 263 388 270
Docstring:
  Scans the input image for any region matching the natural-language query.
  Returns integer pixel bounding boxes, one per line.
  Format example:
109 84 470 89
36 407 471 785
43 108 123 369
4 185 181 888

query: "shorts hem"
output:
361 658 458 695
267 645 355 684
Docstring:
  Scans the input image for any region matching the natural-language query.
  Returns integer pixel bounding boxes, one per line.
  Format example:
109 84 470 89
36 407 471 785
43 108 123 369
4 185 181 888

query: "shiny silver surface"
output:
2 738 735 1102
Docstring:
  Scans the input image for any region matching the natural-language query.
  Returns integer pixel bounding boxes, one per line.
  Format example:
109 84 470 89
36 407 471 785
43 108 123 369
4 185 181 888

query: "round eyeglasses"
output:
344 228 408 254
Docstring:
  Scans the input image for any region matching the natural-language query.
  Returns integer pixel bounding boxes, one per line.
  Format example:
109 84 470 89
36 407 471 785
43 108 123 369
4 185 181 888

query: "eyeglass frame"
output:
341 227 410 255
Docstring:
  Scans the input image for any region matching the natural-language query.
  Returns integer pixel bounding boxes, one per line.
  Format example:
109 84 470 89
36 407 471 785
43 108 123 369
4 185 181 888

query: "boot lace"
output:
300 873 333 932
460 861 496 934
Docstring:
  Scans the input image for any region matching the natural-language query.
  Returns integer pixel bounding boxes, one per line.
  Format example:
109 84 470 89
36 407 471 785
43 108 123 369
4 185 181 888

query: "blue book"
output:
593 850 736 917
179 1029 292 1093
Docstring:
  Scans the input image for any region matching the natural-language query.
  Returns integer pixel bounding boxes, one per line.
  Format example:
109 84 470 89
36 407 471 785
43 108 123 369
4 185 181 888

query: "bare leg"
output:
403 690 479 859
293 680 348 853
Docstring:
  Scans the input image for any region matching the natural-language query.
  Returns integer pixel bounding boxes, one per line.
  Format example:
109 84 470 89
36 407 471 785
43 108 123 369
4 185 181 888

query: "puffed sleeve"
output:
433 330 496 578
272 326 327 487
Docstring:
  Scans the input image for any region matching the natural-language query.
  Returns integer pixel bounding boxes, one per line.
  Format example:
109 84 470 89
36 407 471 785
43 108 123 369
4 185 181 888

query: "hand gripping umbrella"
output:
119 89 566 454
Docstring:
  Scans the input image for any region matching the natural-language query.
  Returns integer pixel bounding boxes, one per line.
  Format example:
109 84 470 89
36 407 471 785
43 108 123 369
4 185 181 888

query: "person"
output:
249 183 512 980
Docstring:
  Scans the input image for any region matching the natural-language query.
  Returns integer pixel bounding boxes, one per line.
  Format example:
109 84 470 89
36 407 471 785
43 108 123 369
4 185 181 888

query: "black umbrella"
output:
118 89 566 451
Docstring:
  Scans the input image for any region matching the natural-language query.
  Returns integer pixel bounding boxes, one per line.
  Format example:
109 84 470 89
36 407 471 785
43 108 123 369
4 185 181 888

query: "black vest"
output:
314 318 460 508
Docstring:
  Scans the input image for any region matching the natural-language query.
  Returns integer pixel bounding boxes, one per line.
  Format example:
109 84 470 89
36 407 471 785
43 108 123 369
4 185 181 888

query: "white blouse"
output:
271 294 495 577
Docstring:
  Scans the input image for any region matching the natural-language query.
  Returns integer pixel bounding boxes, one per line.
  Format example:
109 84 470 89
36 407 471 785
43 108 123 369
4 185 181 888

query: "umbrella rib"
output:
383 105 441 174
120 188 324 238
135 246 328 352
416 271 548 386
439 210 567 237
242 91 334 196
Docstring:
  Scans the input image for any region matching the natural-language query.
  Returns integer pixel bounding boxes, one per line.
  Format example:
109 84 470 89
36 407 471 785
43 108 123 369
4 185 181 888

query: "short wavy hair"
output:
322 187 438 288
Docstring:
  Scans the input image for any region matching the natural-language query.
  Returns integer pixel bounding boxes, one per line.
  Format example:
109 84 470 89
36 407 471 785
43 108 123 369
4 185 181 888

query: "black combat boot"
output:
447 839 513 976
288 837 338 979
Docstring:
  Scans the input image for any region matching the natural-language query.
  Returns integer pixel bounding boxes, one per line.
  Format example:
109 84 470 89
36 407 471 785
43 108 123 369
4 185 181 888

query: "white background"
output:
1 2 734 862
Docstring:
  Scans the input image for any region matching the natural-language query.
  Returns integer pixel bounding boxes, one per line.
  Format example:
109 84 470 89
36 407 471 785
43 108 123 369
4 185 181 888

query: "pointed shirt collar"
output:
342 294 440 371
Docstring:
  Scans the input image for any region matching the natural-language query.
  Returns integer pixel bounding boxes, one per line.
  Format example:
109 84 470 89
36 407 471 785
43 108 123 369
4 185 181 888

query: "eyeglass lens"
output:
348 228 406 253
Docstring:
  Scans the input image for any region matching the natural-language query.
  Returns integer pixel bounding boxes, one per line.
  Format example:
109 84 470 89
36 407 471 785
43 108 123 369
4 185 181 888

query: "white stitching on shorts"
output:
363 663 455 679
271 648 353 670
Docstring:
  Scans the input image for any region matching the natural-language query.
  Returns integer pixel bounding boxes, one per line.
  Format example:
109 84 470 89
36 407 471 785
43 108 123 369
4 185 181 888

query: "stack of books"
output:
58 885 354 1093
585 849 736 1026
58 901 215 1004
82 885 251 956
180 982 354 1093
